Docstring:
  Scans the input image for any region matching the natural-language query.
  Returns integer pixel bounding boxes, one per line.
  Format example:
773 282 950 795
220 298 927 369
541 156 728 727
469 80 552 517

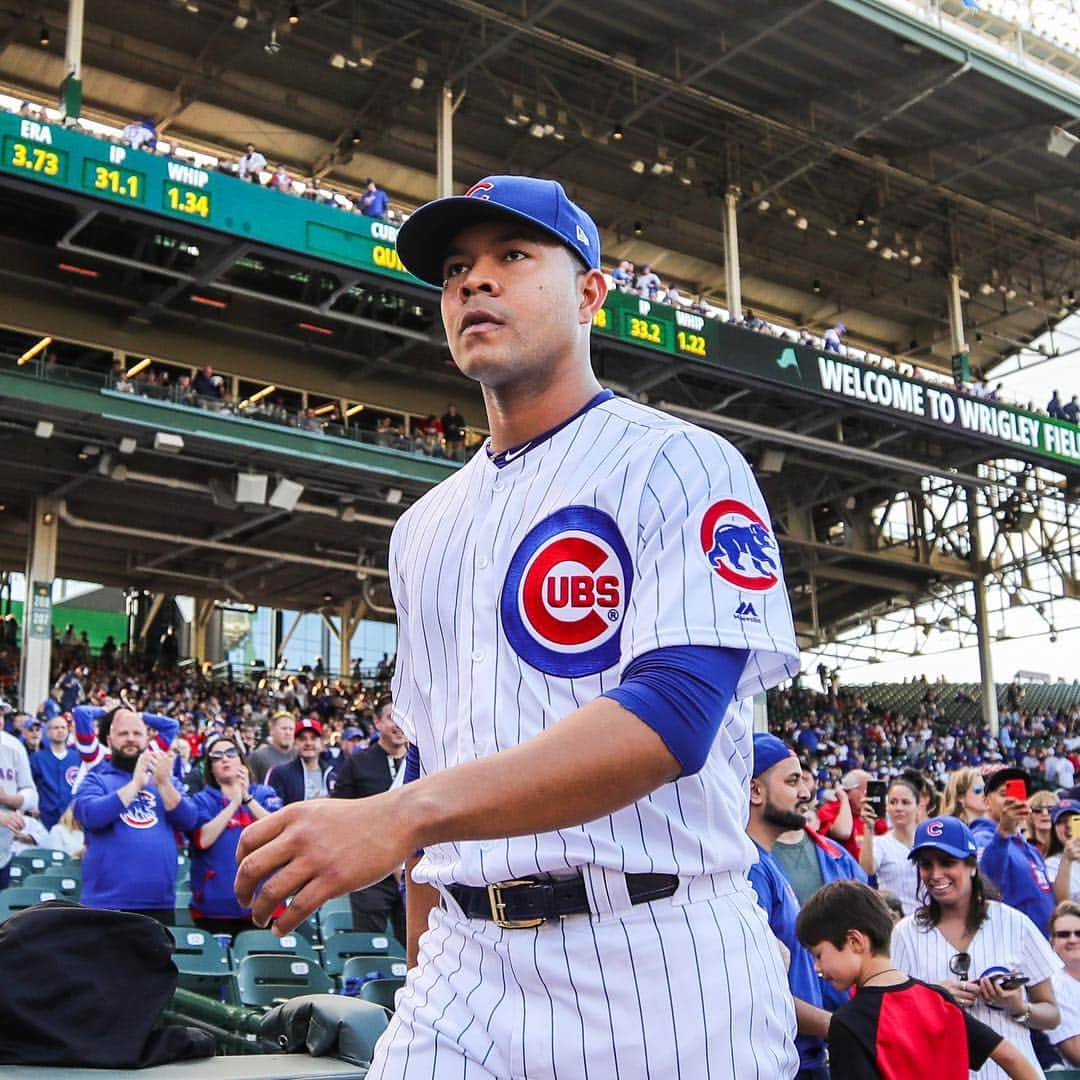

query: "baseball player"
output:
236 175 802 1077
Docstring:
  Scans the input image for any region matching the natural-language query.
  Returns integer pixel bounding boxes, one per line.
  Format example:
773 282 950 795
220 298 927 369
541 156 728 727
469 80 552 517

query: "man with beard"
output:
73 707 198 923
332 694 407 944
747 734 832 1080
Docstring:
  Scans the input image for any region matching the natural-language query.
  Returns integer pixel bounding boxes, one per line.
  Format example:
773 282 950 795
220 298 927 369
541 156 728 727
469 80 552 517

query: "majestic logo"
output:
464 180 494 200
121 790 159 830
502 506 633 677
700 500 780 591
734 601 759 621
926 820 945 838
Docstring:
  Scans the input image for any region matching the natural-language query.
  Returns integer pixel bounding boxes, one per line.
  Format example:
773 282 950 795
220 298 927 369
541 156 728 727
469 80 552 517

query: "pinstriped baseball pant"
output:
367 869 799 1079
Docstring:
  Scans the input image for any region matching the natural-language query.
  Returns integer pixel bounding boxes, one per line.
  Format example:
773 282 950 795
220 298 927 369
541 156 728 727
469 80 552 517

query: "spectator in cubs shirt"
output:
73 707 197 924
31 713 81 829
187 733 281 938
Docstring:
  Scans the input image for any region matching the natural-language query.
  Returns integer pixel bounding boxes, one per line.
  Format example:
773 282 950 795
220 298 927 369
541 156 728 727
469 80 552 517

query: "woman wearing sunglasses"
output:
1046 901 1080 1065
941 767 989 825
1027 790 1058 857
892 817 1061 1079
187 733 282 937
1046 801 1080 904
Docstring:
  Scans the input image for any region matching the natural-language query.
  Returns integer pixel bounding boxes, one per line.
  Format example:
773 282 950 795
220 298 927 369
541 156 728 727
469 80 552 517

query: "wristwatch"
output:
1014 1005 1032 1026
242 795 253 805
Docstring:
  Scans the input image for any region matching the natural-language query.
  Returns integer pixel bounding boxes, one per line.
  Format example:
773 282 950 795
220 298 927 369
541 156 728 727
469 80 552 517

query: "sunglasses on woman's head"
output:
208 746 240 761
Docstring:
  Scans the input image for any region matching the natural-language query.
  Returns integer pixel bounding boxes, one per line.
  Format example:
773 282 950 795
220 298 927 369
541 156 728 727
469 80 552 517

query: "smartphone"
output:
1003 779 1028 801
866 780 887 818
1070 816 1080 841
994 973 1030 991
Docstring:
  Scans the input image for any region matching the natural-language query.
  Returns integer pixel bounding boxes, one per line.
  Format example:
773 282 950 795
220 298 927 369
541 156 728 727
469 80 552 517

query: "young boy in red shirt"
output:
795 880 1039 1079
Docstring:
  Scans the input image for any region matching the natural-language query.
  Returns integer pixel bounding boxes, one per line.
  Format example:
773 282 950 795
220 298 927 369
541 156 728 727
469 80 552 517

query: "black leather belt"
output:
447 873 679 929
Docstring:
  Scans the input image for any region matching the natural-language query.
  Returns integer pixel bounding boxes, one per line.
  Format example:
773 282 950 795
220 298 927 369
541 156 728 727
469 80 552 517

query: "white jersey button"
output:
471 651 484 663
492 481 504 493
477 555 489 569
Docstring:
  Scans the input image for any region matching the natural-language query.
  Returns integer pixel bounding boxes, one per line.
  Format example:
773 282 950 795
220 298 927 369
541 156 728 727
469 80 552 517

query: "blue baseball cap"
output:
752 733 797 779
395 175 601 286
1052 801 1080 826
908 817 978 861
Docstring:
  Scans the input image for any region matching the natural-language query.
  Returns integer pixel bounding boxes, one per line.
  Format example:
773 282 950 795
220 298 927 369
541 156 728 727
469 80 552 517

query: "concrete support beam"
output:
18 497 59 714
723 188 742 322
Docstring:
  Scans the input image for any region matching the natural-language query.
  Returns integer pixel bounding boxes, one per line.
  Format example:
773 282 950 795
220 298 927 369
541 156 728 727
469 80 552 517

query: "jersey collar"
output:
486 389 614 469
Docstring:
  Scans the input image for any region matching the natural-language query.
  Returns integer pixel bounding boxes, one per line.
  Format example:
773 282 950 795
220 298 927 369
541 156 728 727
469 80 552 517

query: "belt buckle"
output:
487 879 544 929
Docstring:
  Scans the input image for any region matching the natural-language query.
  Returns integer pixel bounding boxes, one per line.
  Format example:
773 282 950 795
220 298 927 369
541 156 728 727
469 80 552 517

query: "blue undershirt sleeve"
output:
403 744 420 784
602 645 749 777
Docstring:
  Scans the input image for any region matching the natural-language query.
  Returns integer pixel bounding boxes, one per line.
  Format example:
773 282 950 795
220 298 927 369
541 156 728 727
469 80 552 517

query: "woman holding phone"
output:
892 816 1062 1080
1047 802 1080 904
859 777 921 915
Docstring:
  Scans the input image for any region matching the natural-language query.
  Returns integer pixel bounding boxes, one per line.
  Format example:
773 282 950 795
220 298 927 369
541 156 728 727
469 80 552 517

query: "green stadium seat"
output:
173 906 195 926
318 895 353 919
318 909 355 938
167 926 233 997
341 954 408 986
323 932 401 978
358 976 405 1013
291 914 321 944
20 872 80 898
231 928 319 965
0 886 63 921
233 953 332 1007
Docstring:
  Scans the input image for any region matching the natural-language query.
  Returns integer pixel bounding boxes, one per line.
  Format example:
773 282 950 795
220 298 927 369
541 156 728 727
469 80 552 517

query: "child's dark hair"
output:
796 881 893 955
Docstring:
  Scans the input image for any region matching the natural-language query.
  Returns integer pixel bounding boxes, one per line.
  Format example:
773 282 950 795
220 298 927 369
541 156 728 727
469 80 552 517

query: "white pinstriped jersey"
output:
891 901 1061 1079
389 392 799 889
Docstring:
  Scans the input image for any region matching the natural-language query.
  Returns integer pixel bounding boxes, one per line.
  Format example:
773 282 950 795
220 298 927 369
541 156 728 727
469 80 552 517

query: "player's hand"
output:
998 797 1029 836
977 974 1024 1013
235 789 411 934
941 978 979 1009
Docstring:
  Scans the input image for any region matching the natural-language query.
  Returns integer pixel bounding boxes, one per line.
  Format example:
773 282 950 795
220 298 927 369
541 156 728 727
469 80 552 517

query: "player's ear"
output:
577 267 608 326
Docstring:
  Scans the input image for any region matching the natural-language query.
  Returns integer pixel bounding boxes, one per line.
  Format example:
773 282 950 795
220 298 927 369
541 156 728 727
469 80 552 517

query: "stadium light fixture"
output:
855 209 867 226
611 125 624 141
410 59 427 91
35 420 54 439
232 14 249 29
288 4 300 25
268 478 304 511
1047 126 1078 158
125 357 151 378
630 160 645 174
236 473 269 505
118 437 137 455
757 199 770 212
153 432 184 453
385 488 404 505
345 403 365 417
39 24 49 46
330 52 347 69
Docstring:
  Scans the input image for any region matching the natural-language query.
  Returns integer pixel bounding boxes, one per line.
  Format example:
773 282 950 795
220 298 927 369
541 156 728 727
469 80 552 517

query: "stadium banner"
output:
591 290 1080 470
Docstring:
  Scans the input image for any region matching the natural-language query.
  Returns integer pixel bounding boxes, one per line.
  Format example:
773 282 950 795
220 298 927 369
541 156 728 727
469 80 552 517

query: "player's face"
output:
809 939 860 991
915 851 972 910
439 222 601 388
108 710 148 760
1052 914 1080 964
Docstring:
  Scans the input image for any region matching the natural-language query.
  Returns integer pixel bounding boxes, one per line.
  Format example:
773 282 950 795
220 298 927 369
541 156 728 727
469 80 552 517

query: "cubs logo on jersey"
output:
501 506 633 677
700 498 780 591
121 790 159 830
65 765 80 787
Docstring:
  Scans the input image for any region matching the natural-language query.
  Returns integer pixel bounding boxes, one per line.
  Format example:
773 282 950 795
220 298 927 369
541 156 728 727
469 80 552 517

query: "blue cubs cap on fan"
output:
395 175 601 286
908 816 978 861
752 733 797 779
1052 800 1080 826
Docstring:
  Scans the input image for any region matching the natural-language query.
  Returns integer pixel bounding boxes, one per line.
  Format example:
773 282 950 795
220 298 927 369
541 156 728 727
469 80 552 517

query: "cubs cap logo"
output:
926 819 944 837
464 180 494 200
502 506 633 677
700 499 780 591
121 790 159 830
